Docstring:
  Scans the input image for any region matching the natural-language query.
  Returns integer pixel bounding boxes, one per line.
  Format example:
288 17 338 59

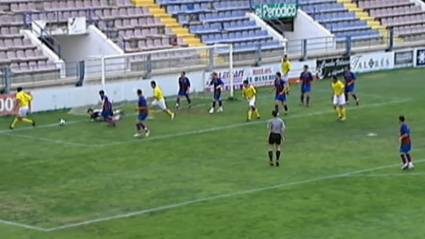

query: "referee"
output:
268 110 286 166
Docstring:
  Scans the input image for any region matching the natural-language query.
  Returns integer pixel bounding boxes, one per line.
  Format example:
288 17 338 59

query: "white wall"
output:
30 71 204 112
52 25 125 77
21 30 66 78
285 10 336 54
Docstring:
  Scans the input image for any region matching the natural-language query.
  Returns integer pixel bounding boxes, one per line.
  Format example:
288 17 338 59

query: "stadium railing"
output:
4 30 425 92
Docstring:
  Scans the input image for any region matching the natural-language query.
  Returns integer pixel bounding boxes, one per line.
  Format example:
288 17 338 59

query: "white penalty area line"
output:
92 98 411 147
2 158 423 232
30 158 422 231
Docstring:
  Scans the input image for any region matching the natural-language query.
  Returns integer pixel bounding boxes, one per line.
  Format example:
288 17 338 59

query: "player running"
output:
134 89 150 137
150 81 175 119
87 108 123 121
10 87 35 129
99 90 116 126
331 76 347 121
300 65 313 107
399 115 414 170
208 72 224 114
269 72 288 115
344 66 359 105
281 55 291 94
242 80 260 121
175 71 192 109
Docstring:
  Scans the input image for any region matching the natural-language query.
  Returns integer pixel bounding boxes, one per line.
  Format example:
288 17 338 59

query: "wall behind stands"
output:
285 10 336 54
29 71 204 112
53 25 124 77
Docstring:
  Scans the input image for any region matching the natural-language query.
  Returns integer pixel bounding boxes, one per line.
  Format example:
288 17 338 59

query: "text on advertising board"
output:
416 49 425 67
316 57 350 79
350 52 394 73
394 50 414 68
255 3 297 19
0 94 17 116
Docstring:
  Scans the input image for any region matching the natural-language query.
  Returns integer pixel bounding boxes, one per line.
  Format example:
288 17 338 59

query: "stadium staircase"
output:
131 0 204 46
337 0 404 44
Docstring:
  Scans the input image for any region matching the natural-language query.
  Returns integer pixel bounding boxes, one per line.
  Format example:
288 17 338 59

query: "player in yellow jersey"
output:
331 76 347 121
149 81 174 120
281 55 291 94
10 87 35 129
242 80 260 121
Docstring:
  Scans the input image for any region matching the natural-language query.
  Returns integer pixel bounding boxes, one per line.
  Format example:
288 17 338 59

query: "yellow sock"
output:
341 108 347 119
248 110 252 120
254 109 260 117
335 108 341 118
149 108 155 118
22 118 33 124
166 110 174 116
11 118 19 127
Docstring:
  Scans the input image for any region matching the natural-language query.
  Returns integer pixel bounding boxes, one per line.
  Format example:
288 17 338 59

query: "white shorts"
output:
282 74 289 81
247 97 256 107
152 99 167 110
333 94 346 105
18 106 29 117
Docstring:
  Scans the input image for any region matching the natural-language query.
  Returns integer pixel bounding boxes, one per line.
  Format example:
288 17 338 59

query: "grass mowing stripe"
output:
1 99 410 147
93 99 411 147
42 158 425 232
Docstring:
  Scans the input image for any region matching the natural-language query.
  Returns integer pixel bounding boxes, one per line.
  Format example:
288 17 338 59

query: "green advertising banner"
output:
255 3 298 19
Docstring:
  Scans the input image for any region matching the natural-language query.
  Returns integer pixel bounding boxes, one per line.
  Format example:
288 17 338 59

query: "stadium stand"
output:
0 13 59 75
357 0 425 41
133 0 284 53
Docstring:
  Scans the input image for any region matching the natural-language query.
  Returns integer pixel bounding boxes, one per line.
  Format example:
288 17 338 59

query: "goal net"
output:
69 44 234 115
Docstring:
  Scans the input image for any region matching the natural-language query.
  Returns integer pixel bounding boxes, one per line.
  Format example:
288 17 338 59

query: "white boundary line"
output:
0 219 48 232
39 158 424 231
0 142 421 232
345 172 425 178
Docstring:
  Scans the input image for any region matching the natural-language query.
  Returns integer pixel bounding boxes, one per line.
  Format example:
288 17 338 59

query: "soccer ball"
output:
59 119 66 126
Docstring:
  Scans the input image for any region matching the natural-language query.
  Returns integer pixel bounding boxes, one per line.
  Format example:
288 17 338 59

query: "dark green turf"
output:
0 68 424 238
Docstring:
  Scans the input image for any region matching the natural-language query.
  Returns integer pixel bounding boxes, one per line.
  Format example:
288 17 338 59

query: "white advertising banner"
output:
204 60 316 92
68 17 87 35
350 52 394 73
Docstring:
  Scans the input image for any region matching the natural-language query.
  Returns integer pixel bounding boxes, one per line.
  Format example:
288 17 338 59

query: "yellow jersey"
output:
16 91 32 107
281 60 291 74
153 87 164 100
332 81 345 95
242 85 256 99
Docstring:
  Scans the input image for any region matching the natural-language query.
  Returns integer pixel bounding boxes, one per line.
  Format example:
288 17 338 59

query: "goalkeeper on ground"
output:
87 108 124 121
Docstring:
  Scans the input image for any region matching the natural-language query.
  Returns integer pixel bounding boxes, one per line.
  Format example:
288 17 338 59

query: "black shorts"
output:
268 133 282 145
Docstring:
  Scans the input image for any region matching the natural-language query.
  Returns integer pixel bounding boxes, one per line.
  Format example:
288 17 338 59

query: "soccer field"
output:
1 68 425 239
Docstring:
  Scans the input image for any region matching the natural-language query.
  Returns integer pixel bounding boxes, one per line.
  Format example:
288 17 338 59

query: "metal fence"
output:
4 28 425 92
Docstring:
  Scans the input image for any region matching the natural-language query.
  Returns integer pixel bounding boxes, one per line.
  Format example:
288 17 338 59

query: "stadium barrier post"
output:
301 39 307 61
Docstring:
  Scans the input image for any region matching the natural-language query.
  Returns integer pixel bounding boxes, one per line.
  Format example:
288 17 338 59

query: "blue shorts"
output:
275 94 286 102
346 85 355 93
302 85 311 93
400 145 411 153
213 94 221 100
138 113 148 121
178 92 188 97
101 110 112 117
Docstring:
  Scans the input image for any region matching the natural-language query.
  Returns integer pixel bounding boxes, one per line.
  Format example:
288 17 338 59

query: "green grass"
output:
1 68 425 238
